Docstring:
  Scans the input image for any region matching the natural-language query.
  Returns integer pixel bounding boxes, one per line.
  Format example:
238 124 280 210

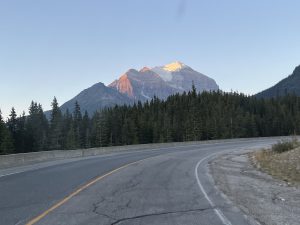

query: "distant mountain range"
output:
256 65 300 98
59 61 219 115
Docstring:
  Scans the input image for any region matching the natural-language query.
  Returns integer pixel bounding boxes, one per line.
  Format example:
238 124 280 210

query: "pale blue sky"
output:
1 0 300 119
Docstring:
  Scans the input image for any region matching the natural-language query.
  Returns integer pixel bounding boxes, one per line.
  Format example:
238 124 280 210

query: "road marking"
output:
25 159 145 225
0 171 26 178
195 152 233 225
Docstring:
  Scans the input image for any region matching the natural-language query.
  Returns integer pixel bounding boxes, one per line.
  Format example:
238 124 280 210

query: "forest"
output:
1 86 300 154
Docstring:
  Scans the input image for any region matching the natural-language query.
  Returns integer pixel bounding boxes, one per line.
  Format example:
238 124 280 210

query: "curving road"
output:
0 138 283 225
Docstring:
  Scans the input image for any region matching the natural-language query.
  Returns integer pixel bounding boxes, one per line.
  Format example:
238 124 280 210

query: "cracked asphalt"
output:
0 138 283 225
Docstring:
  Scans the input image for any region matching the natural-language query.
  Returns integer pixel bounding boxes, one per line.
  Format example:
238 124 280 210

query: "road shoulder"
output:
209 150 300 225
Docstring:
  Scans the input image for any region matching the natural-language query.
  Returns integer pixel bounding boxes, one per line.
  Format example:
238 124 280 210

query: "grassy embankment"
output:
252 138 300 186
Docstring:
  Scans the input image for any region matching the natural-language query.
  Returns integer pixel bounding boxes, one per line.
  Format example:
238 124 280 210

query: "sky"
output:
1 0 300 119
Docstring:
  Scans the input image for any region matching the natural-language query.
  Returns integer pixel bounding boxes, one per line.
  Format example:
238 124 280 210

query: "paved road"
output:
0 138 283 225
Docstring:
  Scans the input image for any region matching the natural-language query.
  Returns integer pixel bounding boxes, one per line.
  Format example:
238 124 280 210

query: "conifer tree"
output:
73 101 82 148
61 109 72 149
0 110 14 154
25 102 49 152
65 122 76 149
15 111 26 153
7 107 17 137
81 111 91 148
49 97 63 150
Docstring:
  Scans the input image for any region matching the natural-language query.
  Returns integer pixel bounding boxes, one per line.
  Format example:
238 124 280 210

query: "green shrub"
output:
272 139 299 153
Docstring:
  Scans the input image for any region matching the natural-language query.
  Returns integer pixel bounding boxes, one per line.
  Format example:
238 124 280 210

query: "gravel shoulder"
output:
210 150 300 225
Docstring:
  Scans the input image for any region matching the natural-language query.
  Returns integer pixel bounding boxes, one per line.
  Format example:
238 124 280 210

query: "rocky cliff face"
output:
109 67 178 101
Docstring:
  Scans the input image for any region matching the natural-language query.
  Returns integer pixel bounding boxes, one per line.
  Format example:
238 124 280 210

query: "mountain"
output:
108 67 179 101
109 61 219 100
54 61 219 116
59 82 132 116
256 65 300 98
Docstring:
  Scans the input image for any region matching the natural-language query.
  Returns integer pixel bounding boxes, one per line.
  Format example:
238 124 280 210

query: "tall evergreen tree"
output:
7 107 17 149
7 107 17 136
49 97 63 150
95 112 108 147
73 101 82 148
0 110 14 154
14 111 26 153
65 122 76 150
81 111 91 148
25 102 49 152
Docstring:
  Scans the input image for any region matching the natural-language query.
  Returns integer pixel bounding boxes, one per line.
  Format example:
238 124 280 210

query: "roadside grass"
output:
251 139 300 186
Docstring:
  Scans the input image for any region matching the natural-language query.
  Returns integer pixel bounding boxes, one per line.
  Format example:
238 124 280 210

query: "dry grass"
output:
252 146 300 186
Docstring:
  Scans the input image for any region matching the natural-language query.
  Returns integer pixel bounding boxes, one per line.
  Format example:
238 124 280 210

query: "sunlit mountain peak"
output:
163 61 186 72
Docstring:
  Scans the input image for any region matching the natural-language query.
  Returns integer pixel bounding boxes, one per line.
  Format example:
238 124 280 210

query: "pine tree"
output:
73 101 82 148
65 122 76 149
7 107 17 149
0 110 14 154
7 107 17 137
15 111 26 153
37 104 49 150
49 97 63 150
0 110 5 153
94 112 108 147
25 102 49 152
81 111 91 148
61 109 72 149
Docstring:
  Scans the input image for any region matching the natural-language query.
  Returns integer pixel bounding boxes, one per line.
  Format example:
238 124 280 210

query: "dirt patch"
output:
210 151 300 225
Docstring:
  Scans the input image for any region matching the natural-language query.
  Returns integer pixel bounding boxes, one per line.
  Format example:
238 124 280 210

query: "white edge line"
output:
195 152 233 225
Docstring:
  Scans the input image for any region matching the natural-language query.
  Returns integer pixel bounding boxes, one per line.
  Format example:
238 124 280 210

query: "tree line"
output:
1 87 300 154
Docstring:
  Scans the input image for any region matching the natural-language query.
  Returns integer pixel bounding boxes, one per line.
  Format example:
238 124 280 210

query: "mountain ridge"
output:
59 82 132 116
256 65 300 98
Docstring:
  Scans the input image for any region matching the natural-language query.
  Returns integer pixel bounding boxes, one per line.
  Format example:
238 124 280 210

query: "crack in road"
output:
108 172 143 198
111 199 133 215
109 207 215 225
92 197 117 221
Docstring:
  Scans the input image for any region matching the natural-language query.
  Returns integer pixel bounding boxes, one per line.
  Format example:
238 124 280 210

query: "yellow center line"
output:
26 159 145 225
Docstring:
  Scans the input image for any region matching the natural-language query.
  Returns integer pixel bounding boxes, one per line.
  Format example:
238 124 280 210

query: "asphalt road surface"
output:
0 138 283 225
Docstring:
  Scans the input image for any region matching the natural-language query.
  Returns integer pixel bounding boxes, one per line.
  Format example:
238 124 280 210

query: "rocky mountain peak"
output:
163 61 187 72
109 61 219 101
